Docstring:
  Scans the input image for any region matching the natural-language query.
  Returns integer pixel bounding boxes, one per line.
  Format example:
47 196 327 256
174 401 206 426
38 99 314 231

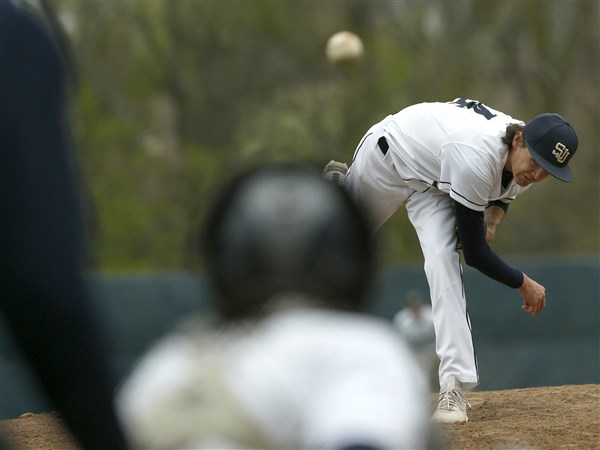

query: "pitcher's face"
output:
510 132 550 187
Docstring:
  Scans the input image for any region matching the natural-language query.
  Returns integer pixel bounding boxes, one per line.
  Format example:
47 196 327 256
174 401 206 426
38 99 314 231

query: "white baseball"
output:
325 31 364 64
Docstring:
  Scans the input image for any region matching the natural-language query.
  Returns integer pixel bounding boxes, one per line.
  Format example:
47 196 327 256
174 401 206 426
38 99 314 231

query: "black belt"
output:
377 136 389 155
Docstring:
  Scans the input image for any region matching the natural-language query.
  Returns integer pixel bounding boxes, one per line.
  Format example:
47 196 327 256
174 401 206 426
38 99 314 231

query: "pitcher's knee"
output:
423 252 462 289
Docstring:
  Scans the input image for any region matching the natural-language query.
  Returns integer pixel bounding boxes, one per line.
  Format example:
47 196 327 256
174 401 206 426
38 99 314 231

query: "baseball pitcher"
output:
324 98 579 423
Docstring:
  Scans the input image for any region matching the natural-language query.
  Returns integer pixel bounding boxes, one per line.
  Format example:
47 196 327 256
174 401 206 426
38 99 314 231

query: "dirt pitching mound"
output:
1 384 598 449
435 384 599 450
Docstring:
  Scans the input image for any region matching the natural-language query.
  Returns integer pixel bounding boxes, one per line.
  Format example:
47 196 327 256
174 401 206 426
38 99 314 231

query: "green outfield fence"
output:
1 258 598 419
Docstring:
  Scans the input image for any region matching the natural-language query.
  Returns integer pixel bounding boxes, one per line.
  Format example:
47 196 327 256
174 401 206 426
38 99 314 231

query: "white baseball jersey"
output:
345 99 530 391
349 100 530 220
117 302 431 450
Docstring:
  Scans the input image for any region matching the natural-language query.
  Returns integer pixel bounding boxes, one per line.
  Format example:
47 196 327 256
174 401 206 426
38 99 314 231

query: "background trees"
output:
51 0 599 270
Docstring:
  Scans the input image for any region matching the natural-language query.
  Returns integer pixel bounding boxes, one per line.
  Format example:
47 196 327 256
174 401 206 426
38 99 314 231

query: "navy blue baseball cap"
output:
523 113 578 183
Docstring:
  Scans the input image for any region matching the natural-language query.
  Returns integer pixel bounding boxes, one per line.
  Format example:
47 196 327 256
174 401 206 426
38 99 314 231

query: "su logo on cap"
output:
552 142 570 164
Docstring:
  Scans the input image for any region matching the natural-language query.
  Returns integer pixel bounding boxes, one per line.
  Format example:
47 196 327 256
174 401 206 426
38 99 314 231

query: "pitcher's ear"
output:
512 130 524 149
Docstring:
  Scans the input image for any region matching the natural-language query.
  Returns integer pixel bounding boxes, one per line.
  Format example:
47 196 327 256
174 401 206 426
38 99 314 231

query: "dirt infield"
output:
1 384 598 449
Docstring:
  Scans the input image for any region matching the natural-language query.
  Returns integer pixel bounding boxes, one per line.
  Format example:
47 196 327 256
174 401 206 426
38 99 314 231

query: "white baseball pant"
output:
345 118 479 390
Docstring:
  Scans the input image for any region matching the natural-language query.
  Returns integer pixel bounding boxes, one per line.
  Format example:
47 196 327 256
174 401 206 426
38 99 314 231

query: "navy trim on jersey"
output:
435 180 489 208
450 188 488 208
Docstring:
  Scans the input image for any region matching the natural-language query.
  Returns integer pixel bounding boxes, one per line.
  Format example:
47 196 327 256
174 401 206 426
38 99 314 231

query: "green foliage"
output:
53 0 599 270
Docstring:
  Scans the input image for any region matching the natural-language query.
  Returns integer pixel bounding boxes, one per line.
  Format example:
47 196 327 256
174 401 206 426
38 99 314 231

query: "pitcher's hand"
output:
518 273 546 315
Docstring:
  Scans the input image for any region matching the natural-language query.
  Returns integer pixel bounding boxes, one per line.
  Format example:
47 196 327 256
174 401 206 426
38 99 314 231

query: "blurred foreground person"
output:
0 2 128 449
117 165 433 450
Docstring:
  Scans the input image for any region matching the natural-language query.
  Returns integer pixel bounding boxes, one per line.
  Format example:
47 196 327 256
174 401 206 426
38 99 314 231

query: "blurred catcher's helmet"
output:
202 164 375 320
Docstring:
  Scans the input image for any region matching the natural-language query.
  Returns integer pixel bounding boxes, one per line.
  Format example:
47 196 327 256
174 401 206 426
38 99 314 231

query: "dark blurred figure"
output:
0 2 128 449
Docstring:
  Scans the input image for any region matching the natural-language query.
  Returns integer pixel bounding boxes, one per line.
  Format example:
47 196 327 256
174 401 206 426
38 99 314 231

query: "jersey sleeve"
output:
438 143 498 211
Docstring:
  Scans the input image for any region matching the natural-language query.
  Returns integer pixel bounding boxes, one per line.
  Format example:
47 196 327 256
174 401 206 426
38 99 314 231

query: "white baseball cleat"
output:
431 376 471 424
322 160 348 186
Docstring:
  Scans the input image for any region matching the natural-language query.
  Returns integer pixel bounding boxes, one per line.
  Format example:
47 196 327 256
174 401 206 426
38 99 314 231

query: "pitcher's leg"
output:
406 191 479 391
426 253 478 390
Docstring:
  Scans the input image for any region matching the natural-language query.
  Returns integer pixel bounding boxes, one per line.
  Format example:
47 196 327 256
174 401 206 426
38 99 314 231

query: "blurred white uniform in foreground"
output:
117 302 430 449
